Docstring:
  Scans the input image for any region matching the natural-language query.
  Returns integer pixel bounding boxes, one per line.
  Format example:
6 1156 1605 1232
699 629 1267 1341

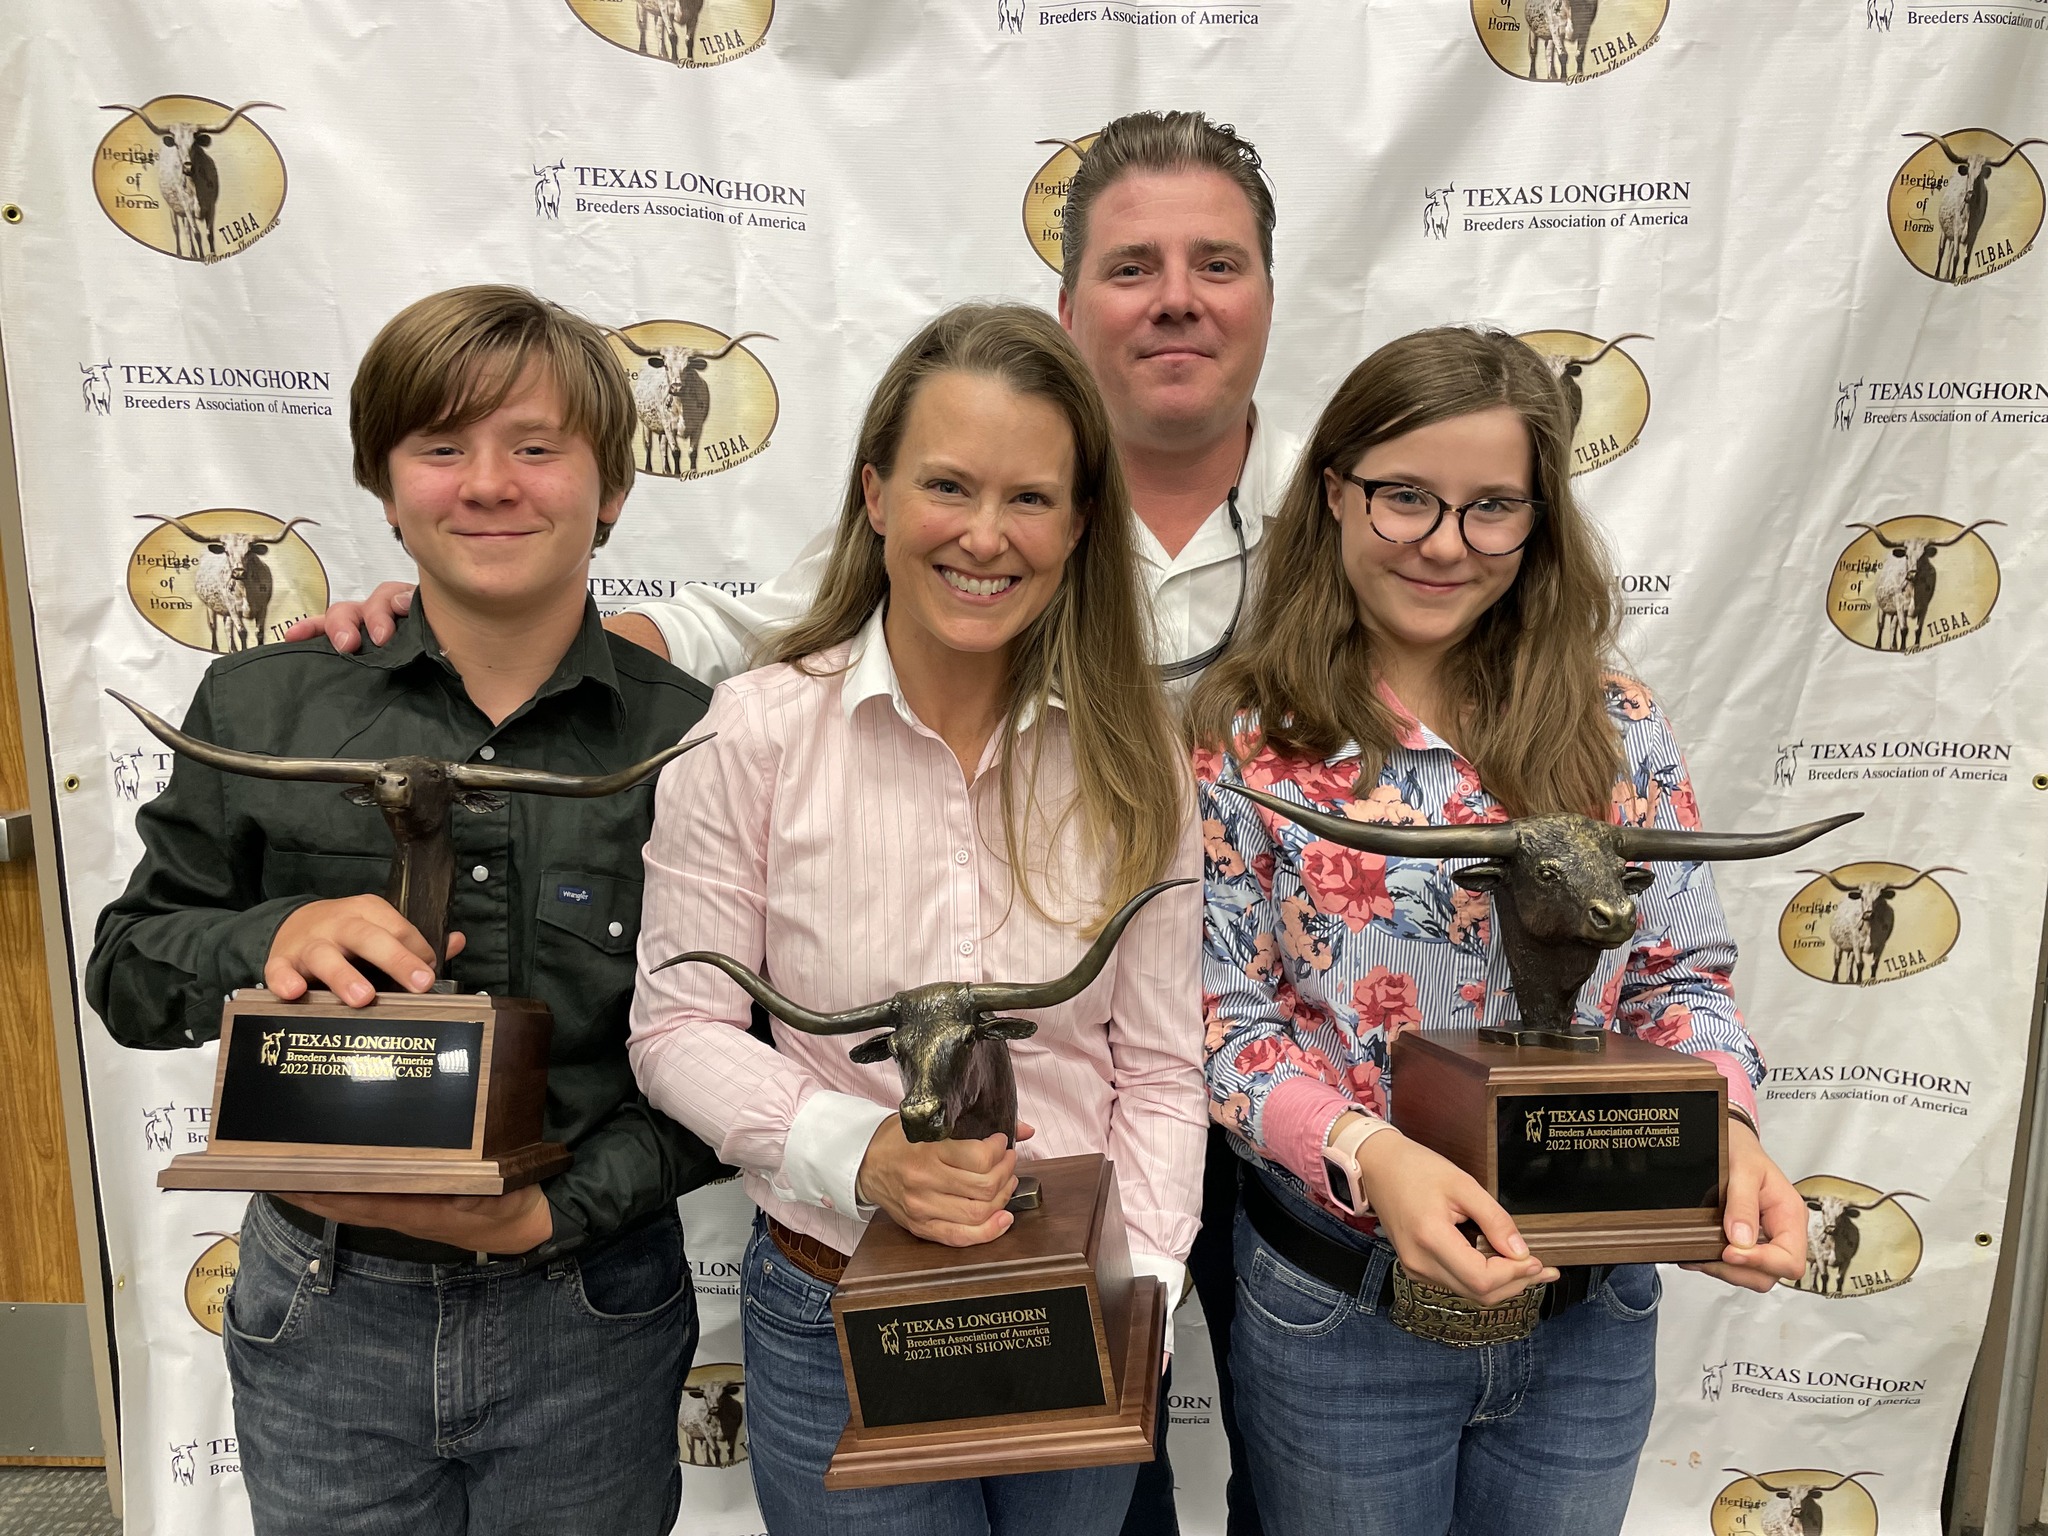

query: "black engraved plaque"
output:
1495 1090 1720 1215
842 1284 1105 1429
214 1013 484 1149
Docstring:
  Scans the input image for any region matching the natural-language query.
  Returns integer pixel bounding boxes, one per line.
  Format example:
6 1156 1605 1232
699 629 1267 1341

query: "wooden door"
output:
0 534 96 1465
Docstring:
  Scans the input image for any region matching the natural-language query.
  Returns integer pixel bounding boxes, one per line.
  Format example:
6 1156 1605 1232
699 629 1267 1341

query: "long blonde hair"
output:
775 303 1187 927
1191 327 1622 818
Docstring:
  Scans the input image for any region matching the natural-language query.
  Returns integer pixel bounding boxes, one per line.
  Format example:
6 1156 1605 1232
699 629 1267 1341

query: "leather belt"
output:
268 1195 478 1266
768 1217 850 1286
1241 1174 1603 1347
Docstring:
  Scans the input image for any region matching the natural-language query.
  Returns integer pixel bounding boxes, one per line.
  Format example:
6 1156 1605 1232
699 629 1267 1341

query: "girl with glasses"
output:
1187 327 1807 1536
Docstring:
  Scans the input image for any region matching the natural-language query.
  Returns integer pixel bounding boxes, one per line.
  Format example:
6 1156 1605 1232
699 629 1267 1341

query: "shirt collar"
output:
1145 404 1303 572
356 594 626 710
840 603 1064 734
1321 683 1449 765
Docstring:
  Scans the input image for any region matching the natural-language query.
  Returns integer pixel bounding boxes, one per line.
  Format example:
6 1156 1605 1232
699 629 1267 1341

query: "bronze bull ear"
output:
847 1035 893 1065
1451 860 1508 893
1619 865 1656 894
978 1016 1037 1041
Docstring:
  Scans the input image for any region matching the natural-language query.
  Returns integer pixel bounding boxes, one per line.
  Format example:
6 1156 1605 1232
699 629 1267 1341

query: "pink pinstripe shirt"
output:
627 607 1206 1291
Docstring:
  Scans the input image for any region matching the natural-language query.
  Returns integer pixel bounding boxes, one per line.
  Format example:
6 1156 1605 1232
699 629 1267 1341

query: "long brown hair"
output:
774 303 1187 928
1191 327 1621 818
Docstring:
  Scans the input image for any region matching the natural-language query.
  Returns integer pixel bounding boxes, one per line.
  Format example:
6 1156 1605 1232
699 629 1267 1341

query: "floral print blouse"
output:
1195 677 1763 1225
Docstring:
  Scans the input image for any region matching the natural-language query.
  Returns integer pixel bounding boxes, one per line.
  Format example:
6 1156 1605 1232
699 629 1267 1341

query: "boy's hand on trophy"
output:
857 1118 1036 1248
266 895 463 1006
1357 1130 1558 1306
1680 1120 1807 1292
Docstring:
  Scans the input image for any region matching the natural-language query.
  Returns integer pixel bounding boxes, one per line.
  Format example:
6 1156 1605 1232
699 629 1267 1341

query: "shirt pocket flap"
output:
260 848 391 904
536 868 642 955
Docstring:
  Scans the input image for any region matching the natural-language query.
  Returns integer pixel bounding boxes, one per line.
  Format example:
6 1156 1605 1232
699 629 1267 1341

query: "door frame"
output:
0 327 123 1507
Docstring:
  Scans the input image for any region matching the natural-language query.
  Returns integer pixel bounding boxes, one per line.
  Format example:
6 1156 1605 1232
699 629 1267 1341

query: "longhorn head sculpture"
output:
658 879 1194 1179
111 691 708 973
1219 784 1857 1050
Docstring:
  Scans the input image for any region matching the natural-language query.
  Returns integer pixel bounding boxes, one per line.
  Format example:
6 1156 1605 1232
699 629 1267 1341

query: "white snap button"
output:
472 865 488 882
608 920 624 938
479 745 496 761
959 940 974 956
955 849 970 865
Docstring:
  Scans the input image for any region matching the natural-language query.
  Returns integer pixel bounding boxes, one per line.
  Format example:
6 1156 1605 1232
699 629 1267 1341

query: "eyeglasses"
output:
1341 475 1542 557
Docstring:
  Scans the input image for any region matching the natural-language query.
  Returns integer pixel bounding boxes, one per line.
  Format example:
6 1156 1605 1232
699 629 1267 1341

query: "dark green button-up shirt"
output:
87 599 726 1253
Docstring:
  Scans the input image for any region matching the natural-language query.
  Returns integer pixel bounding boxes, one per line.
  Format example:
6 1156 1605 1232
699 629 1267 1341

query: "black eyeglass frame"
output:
1339 474 1545 557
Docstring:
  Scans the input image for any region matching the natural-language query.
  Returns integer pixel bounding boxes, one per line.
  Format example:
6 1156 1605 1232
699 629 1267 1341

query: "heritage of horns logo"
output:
1889 128 2044 285
1514 330 1651 475
1780 861 1962 987
603 322 778 481
1828 516 2002 655
185 1232 239 1337
127 510 328 655
565 0 772 68
1471 1 1667 83
1711 1467 1881 1536
94 98 285 264
679 1362 747 1467
1023 133 1101 273
1786 1178 1926 1300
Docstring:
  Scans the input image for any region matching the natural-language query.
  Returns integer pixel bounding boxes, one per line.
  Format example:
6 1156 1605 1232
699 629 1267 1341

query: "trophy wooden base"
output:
157 989 570 1196
824 1154 1163 1490
1391 1030 1729 1267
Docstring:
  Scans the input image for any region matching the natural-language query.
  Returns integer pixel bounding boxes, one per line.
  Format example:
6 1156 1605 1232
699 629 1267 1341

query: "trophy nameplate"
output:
112 689 705 1198
825 1155 1163 1489
157 989 570 1195
1391 1030 1727 1265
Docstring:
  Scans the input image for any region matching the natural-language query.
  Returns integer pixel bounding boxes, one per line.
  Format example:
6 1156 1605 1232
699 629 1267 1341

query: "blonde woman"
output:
1191 328 1807 1536
628 304 1204 1534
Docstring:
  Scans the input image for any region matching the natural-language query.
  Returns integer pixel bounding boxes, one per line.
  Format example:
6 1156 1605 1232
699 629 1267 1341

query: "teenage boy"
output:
88 286 720 1536
290 111 1283 1536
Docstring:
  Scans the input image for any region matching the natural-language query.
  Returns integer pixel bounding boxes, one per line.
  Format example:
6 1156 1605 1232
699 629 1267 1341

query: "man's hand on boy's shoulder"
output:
285 1185 555 1255
284 580 672 660
266 894 464 1007
282 581 416 653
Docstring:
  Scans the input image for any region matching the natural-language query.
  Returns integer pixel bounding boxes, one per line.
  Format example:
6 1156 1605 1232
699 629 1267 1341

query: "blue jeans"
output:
741 1218 1141 1536
223 1193 696 1535
1229 1204 1658 1536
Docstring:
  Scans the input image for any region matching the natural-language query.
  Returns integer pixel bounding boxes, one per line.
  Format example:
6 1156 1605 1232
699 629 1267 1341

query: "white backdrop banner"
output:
3 2 2047 1532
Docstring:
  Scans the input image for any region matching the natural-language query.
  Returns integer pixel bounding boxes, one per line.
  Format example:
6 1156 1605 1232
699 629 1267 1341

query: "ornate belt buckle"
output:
1387 1261 1543 1347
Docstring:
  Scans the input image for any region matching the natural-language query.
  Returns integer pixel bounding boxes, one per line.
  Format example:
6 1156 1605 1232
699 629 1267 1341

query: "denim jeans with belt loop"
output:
740 1216 1142 1536
223 1192 696 1536
1227 1186 1659 1536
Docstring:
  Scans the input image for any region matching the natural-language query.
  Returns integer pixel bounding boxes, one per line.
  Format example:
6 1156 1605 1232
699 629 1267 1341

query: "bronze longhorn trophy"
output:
658 878 1193 1207
1219 785 1857 1051
111 691 709 971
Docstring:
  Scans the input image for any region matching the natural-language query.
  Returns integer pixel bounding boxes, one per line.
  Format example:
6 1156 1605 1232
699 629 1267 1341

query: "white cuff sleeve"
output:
1131 1252 1189 1361
777 1092 895 1219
